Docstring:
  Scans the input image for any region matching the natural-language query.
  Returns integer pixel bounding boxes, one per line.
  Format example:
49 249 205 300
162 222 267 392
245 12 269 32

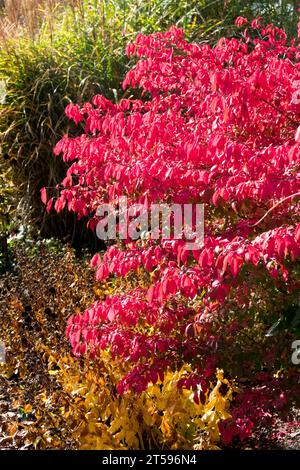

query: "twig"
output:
249 191 300 228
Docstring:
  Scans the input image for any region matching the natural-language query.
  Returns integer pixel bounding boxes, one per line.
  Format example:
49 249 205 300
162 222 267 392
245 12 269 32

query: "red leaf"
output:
40 187 47 205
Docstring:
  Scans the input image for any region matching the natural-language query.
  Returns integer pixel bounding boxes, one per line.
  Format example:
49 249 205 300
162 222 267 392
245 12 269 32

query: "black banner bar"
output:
0 450 299 467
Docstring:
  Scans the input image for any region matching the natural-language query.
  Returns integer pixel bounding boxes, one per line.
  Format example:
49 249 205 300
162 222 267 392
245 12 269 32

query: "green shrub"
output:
0 1 128 242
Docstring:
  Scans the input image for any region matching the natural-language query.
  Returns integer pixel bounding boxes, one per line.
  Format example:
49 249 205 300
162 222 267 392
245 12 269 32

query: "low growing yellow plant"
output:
55 354 235 450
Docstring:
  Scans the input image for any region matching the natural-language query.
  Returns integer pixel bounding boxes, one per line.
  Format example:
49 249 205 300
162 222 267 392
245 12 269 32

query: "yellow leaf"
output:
24 404 33 413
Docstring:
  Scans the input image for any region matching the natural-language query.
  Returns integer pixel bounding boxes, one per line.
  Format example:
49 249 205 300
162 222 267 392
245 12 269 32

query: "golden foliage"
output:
0 240 98 449
56 354 235 450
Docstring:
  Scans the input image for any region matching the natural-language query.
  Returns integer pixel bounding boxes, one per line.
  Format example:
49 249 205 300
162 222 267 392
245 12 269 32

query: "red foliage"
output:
46 18 300 444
